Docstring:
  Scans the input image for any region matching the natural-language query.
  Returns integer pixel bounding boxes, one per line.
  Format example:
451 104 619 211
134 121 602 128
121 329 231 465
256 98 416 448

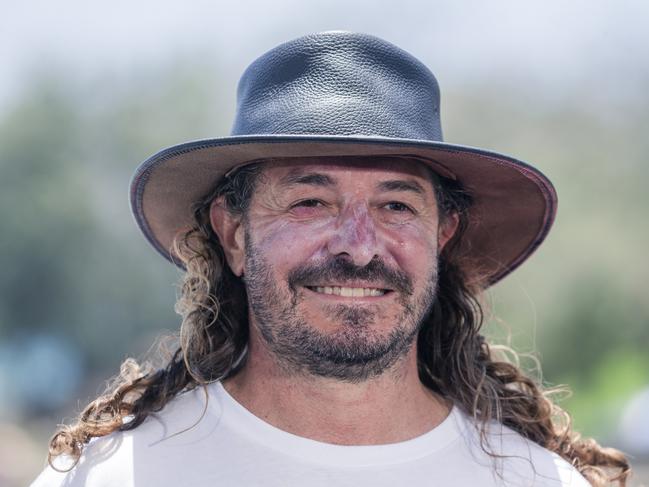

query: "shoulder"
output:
30 385 221 487
452 409 591 487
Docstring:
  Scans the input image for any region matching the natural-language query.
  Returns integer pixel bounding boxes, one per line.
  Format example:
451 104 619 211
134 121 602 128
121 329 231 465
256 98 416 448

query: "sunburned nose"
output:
326 203 379 267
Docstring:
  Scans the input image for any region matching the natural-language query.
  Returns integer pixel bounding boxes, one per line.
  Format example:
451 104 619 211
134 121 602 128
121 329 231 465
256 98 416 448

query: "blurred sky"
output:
3 0 649 116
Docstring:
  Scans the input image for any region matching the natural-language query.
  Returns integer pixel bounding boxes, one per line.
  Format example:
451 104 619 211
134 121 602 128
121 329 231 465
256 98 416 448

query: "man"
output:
34 31 629 486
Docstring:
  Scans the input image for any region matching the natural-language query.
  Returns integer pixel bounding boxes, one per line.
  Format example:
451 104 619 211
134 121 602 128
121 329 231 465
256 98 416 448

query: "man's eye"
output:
293 199 324 208
384 202 413 213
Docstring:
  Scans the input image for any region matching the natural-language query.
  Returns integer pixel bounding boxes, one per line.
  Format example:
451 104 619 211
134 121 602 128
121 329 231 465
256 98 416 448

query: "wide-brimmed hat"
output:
130 31 557 286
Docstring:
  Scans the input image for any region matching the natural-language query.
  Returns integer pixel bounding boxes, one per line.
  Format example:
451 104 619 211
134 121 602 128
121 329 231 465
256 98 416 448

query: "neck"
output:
222 330 450 445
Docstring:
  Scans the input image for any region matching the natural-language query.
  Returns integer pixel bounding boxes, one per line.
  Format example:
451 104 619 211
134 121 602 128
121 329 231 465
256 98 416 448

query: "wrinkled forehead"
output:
255 155 439 191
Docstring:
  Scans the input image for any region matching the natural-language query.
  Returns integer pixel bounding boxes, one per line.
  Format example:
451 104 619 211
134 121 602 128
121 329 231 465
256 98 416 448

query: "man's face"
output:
217 157 456 381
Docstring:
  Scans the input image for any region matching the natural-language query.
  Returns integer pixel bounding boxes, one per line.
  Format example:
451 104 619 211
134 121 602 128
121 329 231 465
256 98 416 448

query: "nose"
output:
326 203 380 267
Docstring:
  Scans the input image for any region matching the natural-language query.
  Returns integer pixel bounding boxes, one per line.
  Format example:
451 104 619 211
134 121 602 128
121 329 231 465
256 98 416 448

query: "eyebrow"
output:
377 179 426 196
279 171 335 188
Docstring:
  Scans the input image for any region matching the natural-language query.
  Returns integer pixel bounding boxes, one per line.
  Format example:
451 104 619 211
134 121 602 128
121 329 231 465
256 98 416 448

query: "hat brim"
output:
130 135 556 286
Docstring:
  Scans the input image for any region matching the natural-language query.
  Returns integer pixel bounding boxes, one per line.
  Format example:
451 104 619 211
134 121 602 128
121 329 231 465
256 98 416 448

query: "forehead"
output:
256 156 437 190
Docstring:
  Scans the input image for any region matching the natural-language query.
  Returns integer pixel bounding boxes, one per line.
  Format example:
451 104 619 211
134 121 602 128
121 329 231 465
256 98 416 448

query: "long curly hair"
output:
48 159 630 485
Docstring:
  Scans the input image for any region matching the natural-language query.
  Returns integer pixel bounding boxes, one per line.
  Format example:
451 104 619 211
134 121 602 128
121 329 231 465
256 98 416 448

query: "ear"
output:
209 197 246 276
438 212 459 252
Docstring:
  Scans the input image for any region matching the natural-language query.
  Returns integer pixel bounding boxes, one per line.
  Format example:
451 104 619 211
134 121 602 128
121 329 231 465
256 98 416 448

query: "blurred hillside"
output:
1 60 647 485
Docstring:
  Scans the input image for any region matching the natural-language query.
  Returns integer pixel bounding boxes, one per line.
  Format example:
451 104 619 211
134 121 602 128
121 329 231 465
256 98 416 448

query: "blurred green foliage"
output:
0 62 647 447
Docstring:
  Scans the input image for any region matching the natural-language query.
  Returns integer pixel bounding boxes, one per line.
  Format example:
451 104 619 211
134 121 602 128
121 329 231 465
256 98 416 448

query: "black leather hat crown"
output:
231 32 443 141
131 31 557 285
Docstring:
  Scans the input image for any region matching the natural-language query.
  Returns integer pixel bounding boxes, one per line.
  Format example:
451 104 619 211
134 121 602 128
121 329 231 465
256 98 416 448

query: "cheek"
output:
383 223 438 274
252 219 334 271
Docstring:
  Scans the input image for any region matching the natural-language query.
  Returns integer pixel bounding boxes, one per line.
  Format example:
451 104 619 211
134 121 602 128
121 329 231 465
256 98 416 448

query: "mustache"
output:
287 256 413 295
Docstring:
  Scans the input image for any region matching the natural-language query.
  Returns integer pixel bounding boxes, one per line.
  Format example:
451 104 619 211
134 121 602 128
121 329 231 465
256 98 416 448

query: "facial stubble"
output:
243 230 440 383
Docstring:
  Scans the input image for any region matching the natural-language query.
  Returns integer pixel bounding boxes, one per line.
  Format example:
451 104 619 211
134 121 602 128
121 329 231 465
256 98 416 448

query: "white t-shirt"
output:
32 382 589 486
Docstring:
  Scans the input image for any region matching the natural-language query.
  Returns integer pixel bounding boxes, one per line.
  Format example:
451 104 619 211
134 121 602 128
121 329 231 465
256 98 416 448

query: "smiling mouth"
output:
306 286 389 297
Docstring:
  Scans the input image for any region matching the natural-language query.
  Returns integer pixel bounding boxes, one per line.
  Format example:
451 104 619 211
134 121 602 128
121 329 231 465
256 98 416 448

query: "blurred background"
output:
1 1 648 485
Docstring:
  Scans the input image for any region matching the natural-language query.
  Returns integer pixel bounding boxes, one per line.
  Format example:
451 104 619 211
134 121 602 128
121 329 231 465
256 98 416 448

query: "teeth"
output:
312 286 386 296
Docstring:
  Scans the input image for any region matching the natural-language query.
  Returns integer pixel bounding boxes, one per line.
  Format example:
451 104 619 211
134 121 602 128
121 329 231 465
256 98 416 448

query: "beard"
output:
243 231 440 383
